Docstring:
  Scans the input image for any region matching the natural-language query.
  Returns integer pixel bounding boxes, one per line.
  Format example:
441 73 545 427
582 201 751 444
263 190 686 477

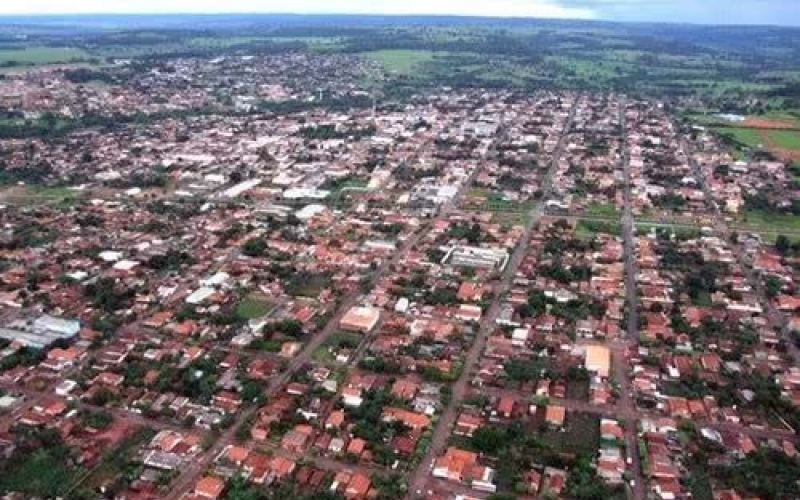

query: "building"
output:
433 447 497 492
0 315 80 349
339 306 381 333
584 345 611 378
193 476 225 500
444 246 510 271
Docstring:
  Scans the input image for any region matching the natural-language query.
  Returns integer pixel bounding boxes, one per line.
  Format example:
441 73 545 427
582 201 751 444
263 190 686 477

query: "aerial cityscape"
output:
0 7 799 500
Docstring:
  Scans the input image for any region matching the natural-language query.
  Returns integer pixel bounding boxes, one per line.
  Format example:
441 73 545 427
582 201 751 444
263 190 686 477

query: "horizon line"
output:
0 12 797 29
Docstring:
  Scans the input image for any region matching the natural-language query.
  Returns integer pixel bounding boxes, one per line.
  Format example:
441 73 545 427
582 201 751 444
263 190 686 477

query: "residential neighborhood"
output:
0 40 798 500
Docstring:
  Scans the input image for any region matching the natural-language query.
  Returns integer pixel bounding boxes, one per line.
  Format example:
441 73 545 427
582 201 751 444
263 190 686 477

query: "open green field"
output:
582 202 621 218
235 297 274 319
767 130 800 150
0 46 90 65
741 210 800 232
576 219 622 238
713 127 763 148
363 49 437 73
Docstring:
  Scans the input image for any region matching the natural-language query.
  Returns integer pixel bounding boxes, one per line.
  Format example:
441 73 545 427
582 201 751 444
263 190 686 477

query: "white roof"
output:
99 251 123 262
186 287 215 305
295 204 327 220
113 260 140 271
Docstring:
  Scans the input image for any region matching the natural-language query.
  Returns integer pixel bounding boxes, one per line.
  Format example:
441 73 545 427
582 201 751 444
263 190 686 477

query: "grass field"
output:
767 129 800 150
583 202 621 218
713 127 763 148
0 46 90 65
742 210 800 232
0 185 85 206
235 297 274 319
576 219 621 238
363 49 437 74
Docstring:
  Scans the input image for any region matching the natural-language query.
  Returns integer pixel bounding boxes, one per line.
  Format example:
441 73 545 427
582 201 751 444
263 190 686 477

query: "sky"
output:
1 0 799 26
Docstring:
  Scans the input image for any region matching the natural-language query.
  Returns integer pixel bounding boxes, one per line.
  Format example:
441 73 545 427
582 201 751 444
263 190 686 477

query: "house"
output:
326 410 345 429
544 405 566 427
345 472 372 499
193 476 225 500
457 282 485 302
281 425 313 453
455 304 483 323
331 471 372 499
432 447 496 491
341 386 363 407
42 346 84 371
381 407 431 431
455 413 482 437
600 419 624 441
433 447 479 482
496 396 514 419
346 438 367 457
390 379 419 400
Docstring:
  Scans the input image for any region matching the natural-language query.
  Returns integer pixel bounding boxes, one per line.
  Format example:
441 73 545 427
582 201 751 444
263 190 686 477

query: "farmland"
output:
0 46 91 66
0 17 799 109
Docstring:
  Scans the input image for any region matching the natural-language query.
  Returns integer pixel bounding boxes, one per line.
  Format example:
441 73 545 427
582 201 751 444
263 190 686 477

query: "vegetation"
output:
724 449 800 500
235 297 273 319
222 476 346 500
0 427 85 498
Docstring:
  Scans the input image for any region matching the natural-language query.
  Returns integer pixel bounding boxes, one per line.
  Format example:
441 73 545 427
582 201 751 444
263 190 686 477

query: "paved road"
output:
406 95 580 499
618 103 647 500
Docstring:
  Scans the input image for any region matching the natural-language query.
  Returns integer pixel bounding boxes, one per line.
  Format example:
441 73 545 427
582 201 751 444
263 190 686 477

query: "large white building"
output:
0 315 80 349
444 246 510 271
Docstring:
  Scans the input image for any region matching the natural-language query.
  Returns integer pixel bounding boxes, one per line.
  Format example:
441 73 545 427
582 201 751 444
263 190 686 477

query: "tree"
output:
775 234 791 255
241 237 268 257
764 275 782 298
241 380 263 402
729 448 800 500
371 473 407 500
564 455 621 500
471 426 511 454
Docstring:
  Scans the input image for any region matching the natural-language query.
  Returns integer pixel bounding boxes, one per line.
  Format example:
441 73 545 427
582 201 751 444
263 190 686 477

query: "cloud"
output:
558 0 800 25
